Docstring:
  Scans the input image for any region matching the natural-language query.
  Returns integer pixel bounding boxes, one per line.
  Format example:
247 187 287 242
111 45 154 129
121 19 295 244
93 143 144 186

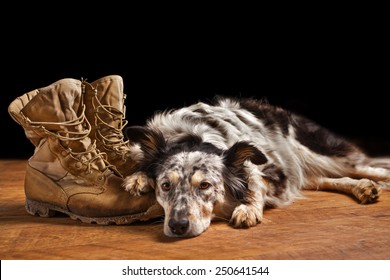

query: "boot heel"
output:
25 198 56 217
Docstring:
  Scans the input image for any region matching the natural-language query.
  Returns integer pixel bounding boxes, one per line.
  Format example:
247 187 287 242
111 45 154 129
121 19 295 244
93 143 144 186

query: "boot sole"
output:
25 198 162 225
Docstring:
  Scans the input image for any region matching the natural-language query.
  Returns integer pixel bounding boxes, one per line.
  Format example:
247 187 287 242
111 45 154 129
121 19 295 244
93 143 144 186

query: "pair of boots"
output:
8 75 162 224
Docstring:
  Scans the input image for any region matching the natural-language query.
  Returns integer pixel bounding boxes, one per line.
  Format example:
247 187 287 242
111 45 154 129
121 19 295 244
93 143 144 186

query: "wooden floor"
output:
1 159 390 260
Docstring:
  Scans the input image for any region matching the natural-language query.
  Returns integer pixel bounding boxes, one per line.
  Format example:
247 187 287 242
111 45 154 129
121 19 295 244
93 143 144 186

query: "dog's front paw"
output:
123 172 154 196
353 179 381 204
230 204 263 228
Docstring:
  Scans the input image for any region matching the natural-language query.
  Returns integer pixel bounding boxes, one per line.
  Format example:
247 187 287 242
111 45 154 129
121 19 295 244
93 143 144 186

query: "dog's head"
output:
126 126 266 237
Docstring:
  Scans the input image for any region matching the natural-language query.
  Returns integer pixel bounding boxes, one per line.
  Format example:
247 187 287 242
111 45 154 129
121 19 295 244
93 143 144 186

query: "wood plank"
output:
1 159 389 260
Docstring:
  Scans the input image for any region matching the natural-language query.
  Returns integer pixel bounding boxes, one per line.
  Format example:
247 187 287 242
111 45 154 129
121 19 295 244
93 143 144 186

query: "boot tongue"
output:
92 76 124 112
21 79 83 125
21 78 106 170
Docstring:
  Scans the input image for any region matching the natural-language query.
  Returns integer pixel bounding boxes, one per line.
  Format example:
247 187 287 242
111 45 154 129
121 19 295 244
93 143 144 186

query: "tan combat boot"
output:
8 78 163 224
82 75 138 177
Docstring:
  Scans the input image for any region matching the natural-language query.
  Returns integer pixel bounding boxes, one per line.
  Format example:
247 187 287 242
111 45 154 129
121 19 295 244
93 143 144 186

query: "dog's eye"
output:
199 182 211 190
161 182 171 191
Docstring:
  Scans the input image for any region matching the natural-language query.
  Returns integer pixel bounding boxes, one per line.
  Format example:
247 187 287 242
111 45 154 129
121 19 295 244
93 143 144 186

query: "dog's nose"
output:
168 218 189 235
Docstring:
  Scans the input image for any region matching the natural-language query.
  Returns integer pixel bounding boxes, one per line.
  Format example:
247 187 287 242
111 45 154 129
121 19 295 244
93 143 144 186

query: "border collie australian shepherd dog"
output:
123 96 390 237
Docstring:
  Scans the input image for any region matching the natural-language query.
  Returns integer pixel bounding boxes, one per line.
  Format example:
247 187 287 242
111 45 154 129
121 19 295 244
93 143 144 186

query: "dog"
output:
123 96 390 237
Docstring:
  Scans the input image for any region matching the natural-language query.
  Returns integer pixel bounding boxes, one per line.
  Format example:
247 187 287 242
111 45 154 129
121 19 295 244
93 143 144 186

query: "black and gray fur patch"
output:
262 164 287 197
291 115 357 157
236 97 291 136
214 95 357 157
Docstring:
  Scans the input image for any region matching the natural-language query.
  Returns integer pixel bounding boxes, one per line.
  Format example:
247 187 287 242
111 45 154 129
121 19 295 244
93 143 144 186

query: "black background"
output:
1 3 389 158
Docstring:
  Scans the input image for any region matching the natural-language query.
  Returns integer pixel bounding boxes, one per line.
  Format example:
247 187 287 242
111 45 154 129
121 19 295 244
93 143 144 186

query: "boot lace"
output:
82 80 130 160
95 103 130 156
24 105 115 174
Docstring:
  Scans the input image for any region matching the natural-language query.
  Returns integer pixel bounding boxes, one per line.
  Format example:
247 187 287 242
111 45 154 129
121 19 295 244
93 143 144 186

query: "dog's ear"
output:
125 126 166 162
224 141 267 171
222 141 267 200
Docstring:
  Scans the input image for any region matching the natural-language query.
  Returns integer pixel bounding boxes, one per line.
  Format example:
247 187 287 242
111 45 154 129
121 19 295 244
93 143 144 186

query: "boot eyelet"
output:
75 162 82 168
98 175 104 181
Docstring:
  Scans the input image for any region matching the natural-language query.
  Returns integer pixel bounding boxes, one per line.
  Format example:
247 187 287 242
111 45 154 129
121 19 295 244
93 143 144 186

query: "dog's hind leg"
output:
349 165 390 190
305 177 381 204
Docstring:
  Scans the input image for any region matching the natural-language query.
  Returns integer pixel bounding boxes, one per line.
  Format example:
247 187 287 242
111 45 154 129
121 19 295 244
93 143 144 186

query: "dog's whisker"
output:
212 216 230 222
150 218 165 225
